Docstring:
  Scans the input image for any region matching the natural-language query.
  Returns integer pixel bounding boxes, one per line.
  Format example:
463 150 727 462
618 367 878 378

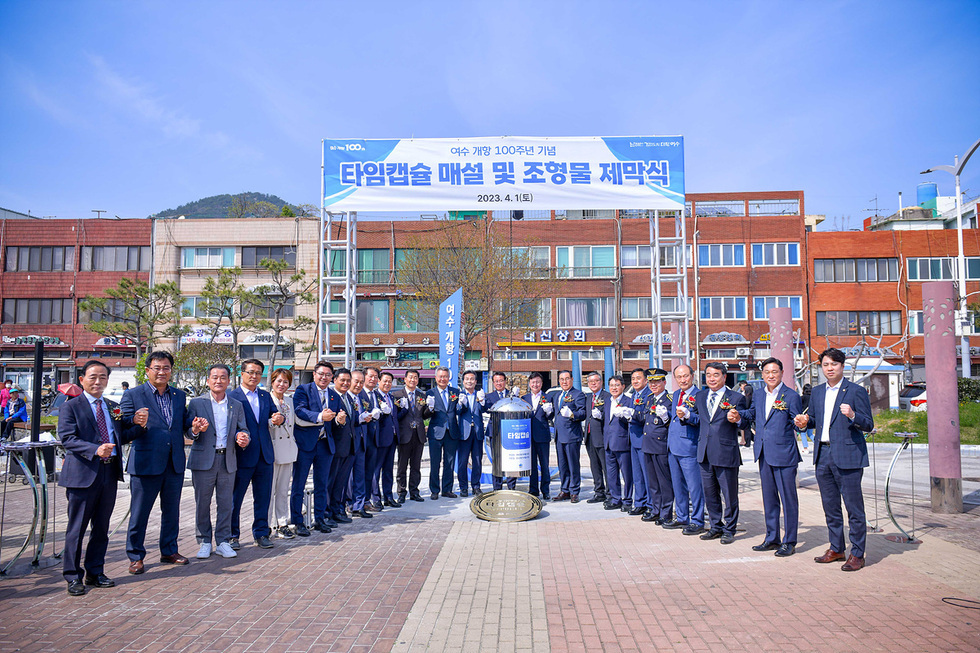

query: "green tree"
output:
196 267 261 374
172 342 236 394
79 279 184 357
280 205 296 217
249 258 317 385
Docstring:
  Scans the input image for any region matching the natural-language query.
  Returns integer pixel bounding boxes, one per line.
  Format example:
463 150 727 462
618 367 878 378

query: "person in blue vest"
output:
1 387 28 440
639 368 674 524
422 366 460 499
228 358 282 550
602 375 633 511
523 372 553 500
291 360 340 536
373 371 400 508
626 368 651 515
485 371 516 491
454 370 486 496
552 370 587 503
663 364 705 535
738 357 803 557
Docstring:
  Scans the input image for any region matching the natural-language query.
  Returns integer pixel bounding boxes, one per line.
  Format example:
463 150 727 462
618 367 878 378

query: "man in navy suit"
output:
583 372 610 503
455 370 486 497
485 371 516 491
639 368 674 524
678 362 746 545
393 369 427 502
523 372 552 500
228 359 282 550
331 368 360 522
552 370 586 503
664 365 705 535
602 375 633 510
626 368 651 515
291 360 339 535
59 360 143 596
423 366 460 499
795 348 874 571
373 371 400 508
740 358 802 557
121 350 193 574
352 367 381 517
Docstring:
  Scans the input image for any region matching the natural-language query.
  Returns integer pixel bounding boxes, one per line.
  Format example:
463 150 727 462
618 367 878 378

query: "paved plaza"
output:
1 445 978 653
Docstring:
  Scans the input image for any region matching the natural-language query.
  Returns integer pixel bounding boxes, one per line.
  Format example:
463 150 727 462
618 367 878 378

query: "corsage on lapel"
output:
772 395 788 412
111 406 124 421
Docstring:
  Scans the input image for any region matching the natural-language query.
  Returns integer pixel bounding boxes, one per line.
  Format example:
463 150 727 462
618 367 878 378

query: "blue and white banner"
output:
439 288 463 383
322 136 684 211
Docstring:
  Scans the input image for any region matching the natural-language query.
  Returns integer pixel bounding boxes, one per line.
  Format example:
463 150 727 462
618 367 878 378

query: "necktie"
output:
94 399 110 446
709 392 719 416
560 391 567 411
443 390 448 407
320 389 327 408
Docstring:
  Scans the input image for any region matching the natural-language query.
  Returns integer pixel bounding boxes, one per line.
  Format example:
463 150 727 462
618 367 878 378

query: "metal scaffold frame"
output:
649 208 690 368
317 203 357 367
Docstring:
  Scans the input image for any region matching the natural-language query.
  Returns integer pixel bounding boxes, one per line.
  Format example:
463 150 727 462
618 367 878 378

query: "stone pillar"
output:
768 307 796 390
922 281 964 513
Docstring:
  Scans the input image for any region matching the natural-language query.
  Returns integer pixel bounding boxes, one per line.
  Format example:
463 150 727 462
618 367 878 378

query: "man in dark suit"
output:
678 361 746 545
640 368 674 524
373 371 400 508
393 369 427 502
485 371 516 491
583 372 610 503
121 350 193 574
602 375 633 510
59 360 143 596
455 370 486 497
186 365 250 560
552 370 587 503
331 368 360 521
664 365 704 535
625 368 651 515
228 359 282 550
738 380 755 447
423 366 460 499
352 367 381 517
795 348 875 571
523 372 553 500
291 360 339 535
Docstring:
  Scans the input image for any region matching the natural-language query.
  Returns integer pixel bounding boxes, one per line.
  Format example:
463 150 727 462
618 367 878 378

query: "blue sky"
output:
2 1 978 228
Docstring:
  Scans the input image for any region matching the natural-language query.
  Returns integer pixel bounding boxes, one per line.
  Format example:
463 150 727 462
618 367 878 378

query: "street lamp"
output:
922 136 980 379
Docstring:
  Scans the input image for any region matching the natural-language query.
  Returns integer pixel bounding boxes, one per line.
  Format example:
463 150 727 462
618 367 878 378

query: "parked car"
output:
898 383 927 412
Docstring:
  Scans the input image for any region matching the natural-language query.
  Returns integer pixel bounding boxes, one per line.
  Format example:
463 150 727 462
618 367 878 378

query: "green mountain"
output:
151 192 293 219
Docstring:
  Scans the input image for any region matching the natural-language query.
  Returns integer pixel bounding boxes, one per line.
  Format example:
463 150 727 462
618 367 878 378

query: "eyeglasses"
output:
243 370 262 376
148 366 172 372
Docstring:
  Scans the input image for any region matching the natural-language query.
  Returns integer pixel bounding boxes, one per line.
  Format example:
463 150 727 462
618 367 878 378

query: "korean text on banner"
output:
440 289 463 383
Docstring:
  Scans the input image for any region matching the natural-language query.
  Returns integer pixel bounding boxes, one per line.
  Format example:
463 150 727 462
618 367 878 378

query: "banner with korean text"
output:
439 288 463 383
323 136 684 211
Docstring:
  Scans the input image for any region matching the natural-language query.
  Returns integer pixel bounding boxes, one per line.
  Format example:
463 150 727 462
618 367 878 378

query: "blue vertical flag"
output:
440 288 463 384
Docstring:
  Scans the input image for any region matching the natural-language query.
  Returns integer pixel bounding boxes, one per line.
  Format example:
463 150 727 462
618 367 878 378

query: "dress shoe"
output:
256 535 274 549
383 499 400 508
128 559 145 575
67 579 86 596
472 488 483 497
752 541 780 552
641 511 657 522
775 543 796 557
814 548 846 564
294 524 311 537
313 520 333 533
443 492 458 498
364 503 381 513
699 529 723 541
83 573 115 588
459 490 469 497
228 538 241 551
663 519 688 530
720 533 735 545
586 495 605 504
541 494 551 501
398 492 408 503
554 492 571 501
333 513 353 524
430 493 439 500
160 553 189 565
628 506 646 516
355 508 373 518
682 525 706 536
604 502 622 510
411 493 425 502
570 494 579 504
841 555 865 572
620 505 629 513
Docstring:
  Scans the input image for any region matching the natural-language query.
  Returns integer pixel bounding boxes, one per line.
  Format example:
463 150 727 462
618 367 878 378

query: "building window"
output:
255 296 295 319
330 299 388 333
699 296 747 320
182 247 235 269
239 344 294 360
622 350 648 360
80 246 151 271
748 199 800 216
907 257 980 281
181 296 226 319
816 310 902 336
3 298 73 324
242 246 296 268
557 298 614 328
694 200 744 217
557 350 604 360
814 258 900 282
621 297 693 320
500 298 551 329
493 350 553 361
556 246 615 278
356 249 390 284
5 246 75 272
751 243 799 267
706 348 737 359
753 296 802 320
909 310 979 335
621 244 692 268
698 244 745 267
394 299 438 333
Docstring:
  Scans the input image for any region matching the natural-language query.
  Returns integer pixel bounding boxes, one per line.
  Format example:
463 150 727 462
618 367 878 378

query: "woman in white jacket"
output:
268 368 299 538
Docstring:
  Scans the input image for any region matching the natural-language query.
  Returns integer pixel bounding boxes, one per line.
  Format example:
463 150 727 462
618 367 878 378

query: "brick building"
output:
0 213 151 392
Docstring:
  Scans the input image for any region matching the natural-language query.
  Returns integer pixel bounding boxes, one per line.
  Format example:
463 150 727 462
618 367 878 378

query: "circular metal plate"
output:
470 490 543 522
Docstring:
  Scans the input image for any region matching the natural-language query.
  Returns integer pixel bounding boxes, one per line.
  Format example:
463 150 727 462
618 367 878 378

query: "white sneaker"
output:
196 542 212 559
215 542 238 558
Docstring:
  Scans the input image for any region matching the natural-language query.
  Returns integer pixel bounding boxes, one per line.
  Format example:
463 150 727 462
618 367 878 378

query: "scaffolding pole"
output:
649 208 690 368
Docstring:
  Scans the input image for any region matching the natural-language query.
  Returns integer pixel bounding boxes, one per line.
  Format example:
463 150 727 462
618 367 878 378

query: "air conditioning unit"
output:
735 347 751 357
384 347 398 357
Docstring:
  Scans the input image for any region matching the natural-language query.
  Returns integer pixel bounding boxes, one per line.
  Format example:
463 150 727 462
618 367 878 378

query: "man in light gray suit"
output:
186 364 250 560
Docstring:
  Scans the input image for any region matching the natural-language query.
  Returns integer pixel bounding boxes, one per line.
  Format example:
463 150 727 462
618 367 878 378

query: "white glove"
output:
621 407 635 420
371 408 382 420
541 402 553 416
398 397 409 410
611 405 625 419
592 407 602 419
476 389 485 402
380 402 391 415
512 385 522 396
560 405 573 418
677 406 689 419
426 395 435 409
655 405 668 420
358 411 371 422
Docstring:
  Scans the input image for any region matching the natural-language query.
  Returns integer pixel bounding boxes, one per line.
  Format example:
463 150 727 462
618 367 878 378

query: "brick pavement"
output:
0 450 978 652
